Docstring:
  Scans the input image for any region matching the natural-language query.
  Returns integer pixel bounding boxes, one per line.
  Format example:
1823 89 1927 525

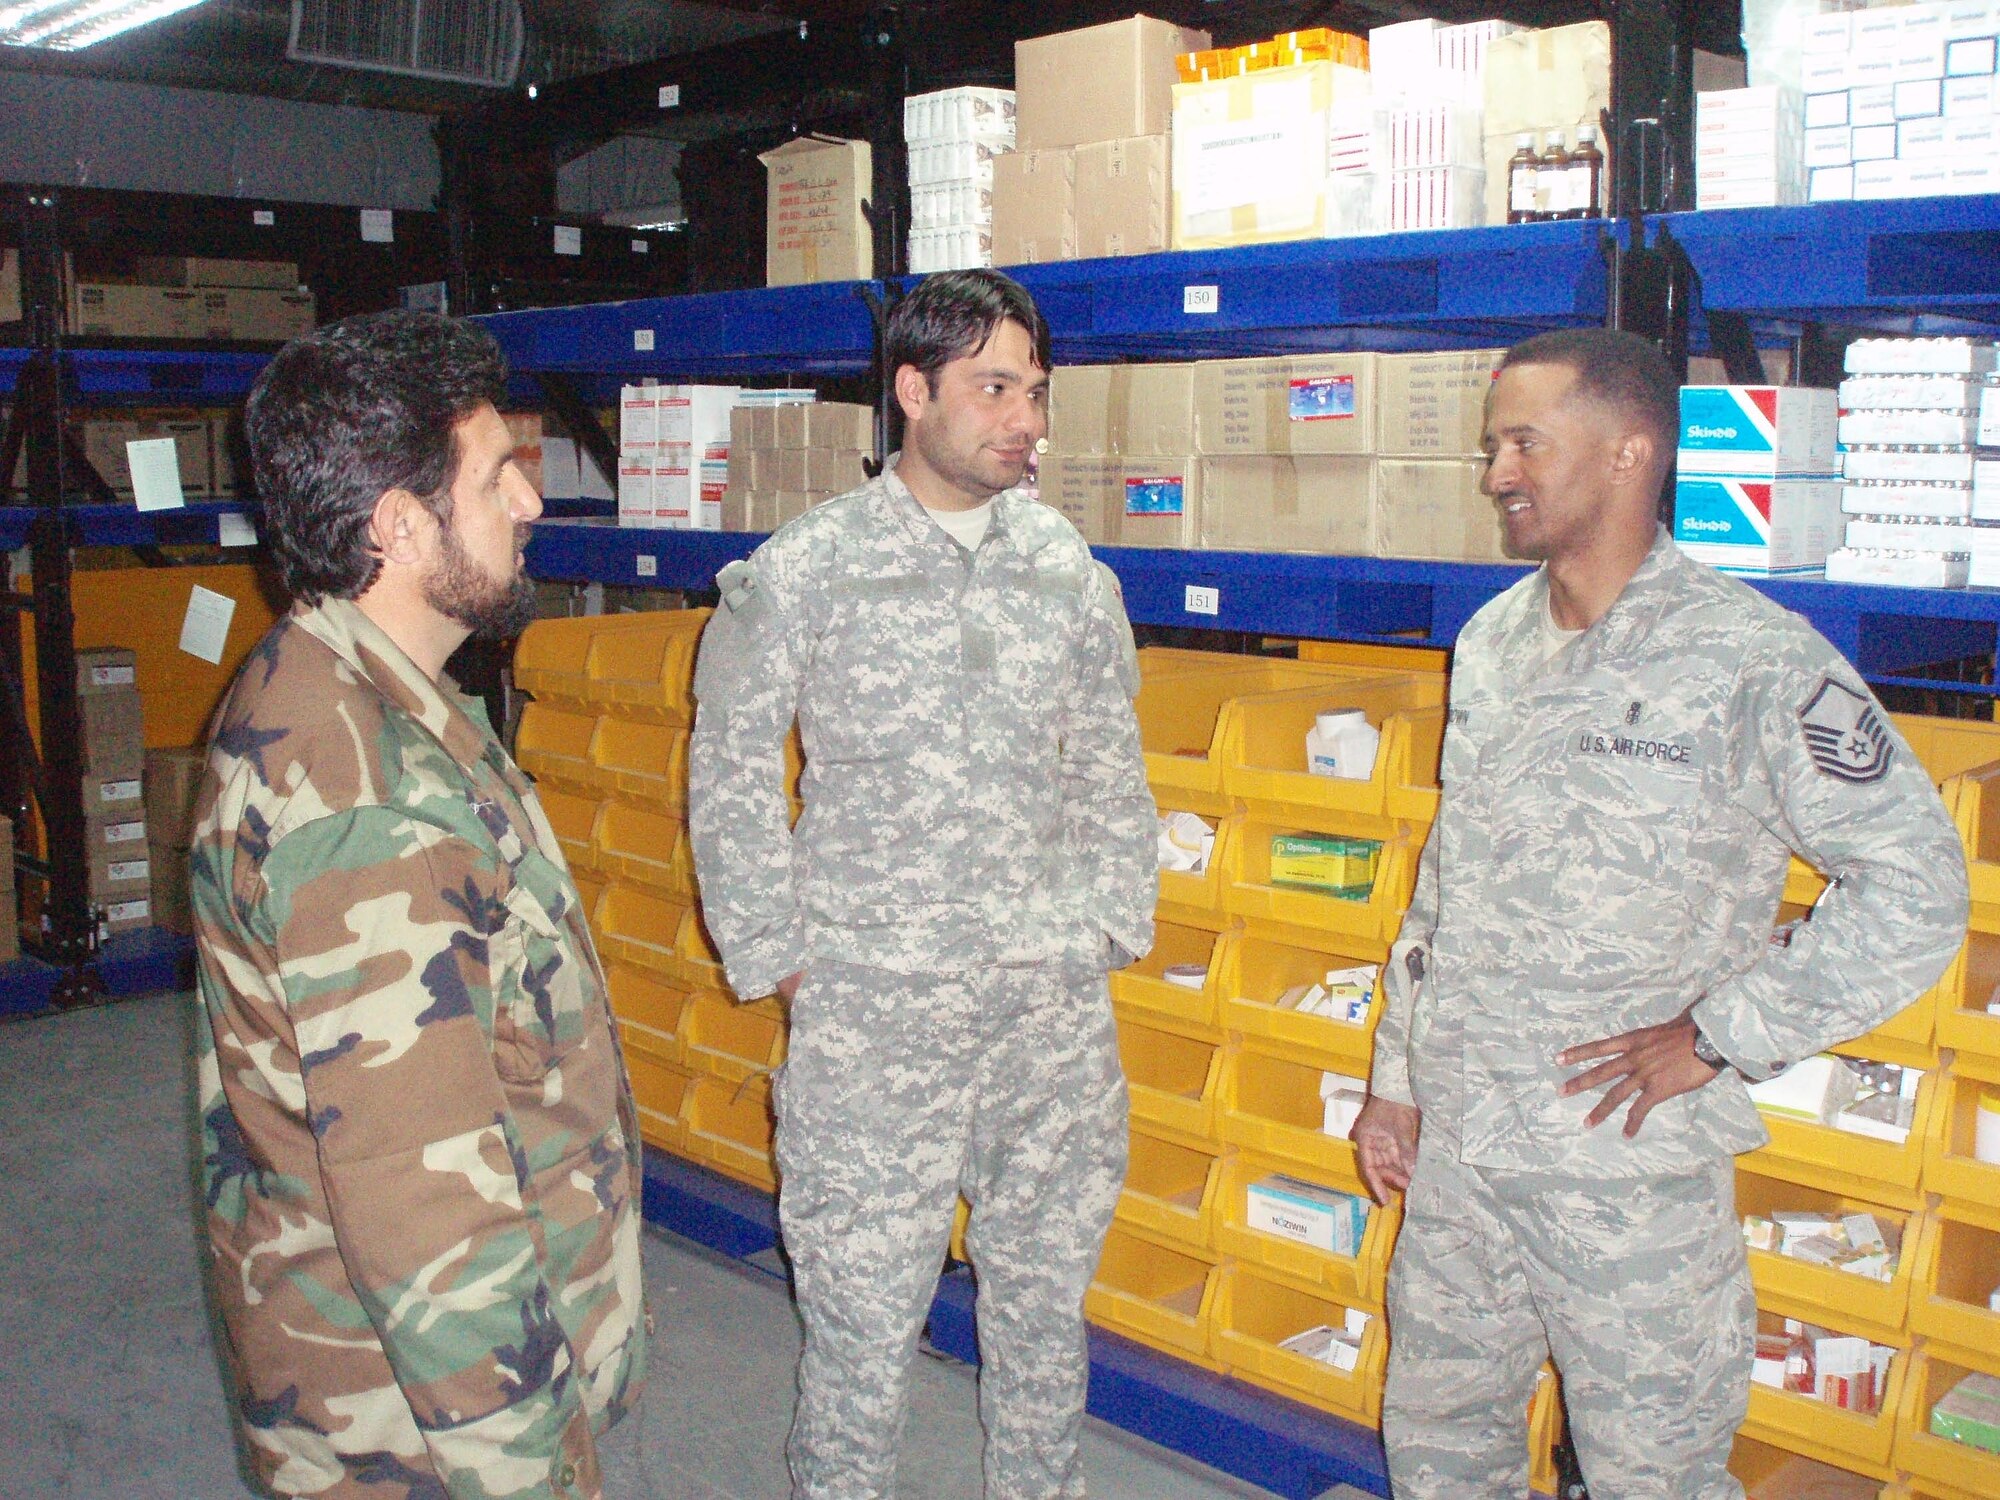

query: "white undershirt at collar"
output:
925 498 994 554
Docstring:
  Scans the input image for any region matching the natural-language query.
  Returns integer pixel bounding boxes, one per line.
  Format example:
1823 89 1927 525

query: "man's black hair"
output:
1500 327 1680 459
885 269 1052 392
245 310 509 606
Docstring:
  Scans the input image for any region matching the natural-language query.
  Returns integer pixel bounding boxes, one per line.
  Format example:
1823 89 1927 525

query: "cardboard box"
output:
808 402 875 451
1049 363 1195 454
1173 62 1365 249
1483 22 1611 138
225 288 317 342
773 491 814 528
1193 354 1376 456
761 136 874 286
80 418 212 497
1036 453 1119 544
1076 135 1171 259
809 449 868 494
502 412 543 494
210 413 244 497
75 646 137 696
992 148 1077 266
97 895 152 939
0 249 17 326
88 813 149 860
1200 454 1375 554
1015 16 1210 150
1374 459 1508 561
148 840 192 935
131 256 298 290
1678 386 1840 476
87 844 152 901
81 689 146 778
0 814 14 962
775 448 811 493
68 284 228 340
83 771 145 818
1113 457 1202 548
1674 476 1844 574
145 745 206 851
1375 349 1503 456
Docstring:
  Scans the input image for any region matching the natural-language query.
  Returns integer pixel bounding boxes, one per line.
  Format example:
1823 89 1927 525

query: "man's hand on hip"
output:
1558 1006 1724 1138
1352 1096 1420 1205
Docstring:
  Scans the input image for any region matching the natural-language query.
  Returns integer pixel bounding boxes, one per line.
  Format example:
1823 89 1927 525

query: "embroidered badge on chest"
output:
1625 700 1642 724
1798 676 1893 784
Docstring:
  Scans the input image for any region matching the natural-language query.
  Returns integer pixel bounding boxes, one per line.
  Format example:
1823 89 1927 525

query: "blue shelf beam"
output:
0 346 272 402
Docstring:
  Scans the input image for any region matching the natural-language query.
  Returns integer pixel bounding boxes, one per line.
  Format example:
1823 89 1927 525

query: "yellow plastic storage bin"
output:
623 1050 694 1151
1937 926 2000 1070
1735 1164 1919 1345
1219 1041 1359 1181
1109 922 1230 1036
581 608 710 726
1741 1309 1905 1479
1528 1368 1560 1496
1895 711 2000 787
1727 1433 1887 1499
1211 1264 1386 1424
534 785 603 874
1219 675 1443 830
593 882 689 977
593 800 696 898
1892 1349 2000 1500
589 718 689 813
1216 926 1387 1076
1295 639 1449 675
684 1073 778 1191
1156 807 1232 929
1117 1126 1221 1254
1115 1011 1224 1149
1221 817 1417 949
1743 1062 1943 1212
1950 760 2000 910
1906 1208 2000 1372
515 613 652 705
573 868 608 930
1084 1224 1220 1369
680 991 788 1085
514 701 603 794
1921 1068 2000 1224
674 906 736 999
1383 706 1446 826
605 962 693 1062
1213 1151 1398 1311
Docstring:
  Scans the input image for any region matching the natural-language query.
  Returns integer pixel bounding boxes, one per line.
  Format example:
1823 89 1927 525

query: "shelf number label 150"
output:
1183 284 1220 316
1184 584 1220 616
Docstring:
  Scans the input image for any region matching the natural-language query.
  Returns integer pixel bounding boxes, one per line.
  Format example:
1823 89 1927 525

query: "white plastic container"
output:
1306 709 1381 781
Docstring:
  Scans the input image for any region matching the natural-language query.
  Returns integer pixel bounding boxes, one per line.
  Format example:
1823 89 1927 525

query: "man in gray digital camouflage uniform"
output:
688 269 1156 1499
1352 328 1967 1498
194 312 645 1500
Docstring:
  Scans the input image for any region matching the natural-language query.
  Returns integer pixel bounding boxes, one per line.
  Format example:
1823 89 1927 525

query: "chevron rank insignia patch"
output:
1799 676 1892 784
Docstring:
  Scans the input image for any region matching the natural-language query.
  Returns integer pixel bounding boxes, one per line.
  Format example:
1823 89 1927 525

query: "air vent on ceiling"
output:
288 0 523 89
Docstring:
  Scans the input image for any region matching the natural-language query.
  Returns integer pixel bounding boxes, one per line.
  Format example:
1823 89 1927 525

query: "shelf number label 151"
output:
1184 584 1220 616
1183 284 1220 315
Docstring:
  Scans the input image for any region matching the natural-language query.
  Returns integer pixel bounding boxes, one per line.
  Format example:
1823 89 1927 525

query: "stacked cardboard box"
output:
1480 21 1612 227
618 385 742 530
907 86 1015 273
76 647 152 937
144 746 205 937
720 399 873 532
1698 86 1807 210
759 137 873 287
1798 3 2000 203
1372 348 1509 561
66 256 313 342
1672 384 1842 576
78 413 211 498
997 16 1207 264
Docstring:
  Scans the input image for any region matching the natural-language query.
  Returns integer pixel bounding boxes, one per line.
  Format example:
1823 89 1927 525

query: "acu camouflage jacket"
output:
193 598 645 1500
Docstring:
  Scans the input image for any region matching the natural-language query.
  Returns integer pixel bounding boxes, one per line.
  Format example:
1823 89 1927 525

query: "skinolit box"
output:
1677 386 1839 476
1673 476 1843 574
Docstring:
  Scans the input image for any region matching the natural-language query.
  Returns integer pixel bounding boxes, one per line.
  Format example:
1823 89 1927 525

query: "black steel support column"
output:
437 117 478 318
1609 0 1698 218
860 5 909 281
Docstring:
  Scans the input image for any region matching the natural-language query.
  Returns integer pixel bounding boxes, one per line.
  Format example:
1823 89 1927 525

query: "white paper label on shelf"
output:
360 209 394 244
554 225 583 256
659 84 680 108
98 779 140 804
634 328 656 351
107 859 148 883
252 209 275 226
179 585 236 665
631 239 649 254
127 438 185 513
635 555 659 578
1183 284 1221 316
217 512 257 548
1185 584 1220 615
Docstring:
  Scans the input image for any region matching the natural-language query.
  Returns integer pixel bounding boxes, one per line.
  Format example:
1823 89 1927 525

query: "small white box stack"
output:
1697 86 1807 209
1797 2 2000 204
1828 336 2000 588
618 383 743 530
1344 18 1512 233
905 86 1015 273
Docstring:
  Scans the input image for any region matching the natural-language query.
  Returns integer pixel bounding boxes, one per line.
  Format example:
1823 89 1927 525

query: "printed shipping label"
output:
90 664 135 688
1289 375 1356 421
1125 476 1186 517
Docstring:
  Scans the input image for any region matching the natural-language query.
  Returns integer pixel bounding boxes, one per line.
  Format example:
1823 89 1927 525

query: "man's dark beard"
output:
424 519 537 639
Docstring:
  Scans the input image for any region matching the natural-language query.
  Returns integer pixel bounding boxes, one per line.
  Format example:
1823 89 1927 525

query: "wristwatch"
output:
1689 1020 1728 1072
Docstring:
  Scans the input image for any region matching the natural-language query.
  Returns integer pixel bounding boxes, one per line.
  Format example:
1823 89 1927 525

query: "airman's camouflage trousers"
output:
773 957 1128 1500
1383 1130 1752 1500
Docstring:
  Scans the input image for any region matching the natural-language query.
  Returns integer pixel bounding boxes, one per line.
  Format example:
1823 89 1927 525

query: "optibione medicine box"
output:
1677 386 1840 476
1244 1174 1369 1256
1674 476 1844 574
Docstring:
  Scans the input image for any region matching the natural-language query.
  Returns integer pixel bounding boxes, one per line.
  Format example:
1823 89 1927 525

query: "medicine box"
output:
1677 386 1839 476
1243 1172 1369 1256
1268 833 1379 899
1673 477 1843 575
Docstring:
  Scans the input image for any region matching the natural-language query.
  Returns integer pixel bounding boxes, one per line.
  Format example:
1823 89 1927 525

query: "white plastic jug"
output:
1306 709 1380 781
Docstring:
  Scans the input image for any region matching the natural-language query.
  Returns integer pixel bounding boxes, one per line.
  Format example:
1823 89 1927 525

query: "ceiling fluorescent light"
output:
0 0 210 50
